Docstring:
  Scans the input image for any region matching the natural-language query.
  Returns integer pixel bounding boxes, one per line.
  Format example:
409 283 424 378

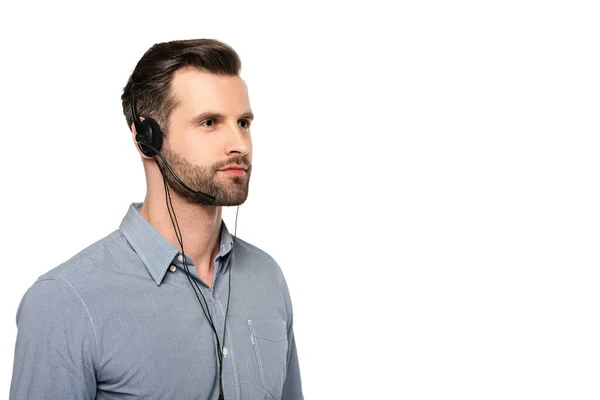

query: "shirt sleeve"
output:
281 278 304 400
10 276 97 400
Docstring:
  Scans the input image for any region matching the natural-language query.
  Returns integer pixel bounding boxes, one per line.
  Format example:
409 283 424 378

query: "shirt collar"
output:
119 202 234 286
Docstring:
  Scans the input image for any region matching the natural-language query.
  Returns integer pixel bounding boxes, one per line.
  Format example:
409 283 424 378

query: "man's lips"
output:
218 164 249 171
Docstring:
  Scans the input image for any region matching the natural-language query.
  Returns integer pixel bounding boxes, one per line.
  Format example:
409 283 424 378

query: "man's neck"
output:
139 192 222 276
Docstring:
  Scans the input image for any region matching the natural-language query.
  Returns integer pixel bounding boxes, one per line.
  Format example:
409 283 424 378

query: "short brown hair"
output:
121 38 242 135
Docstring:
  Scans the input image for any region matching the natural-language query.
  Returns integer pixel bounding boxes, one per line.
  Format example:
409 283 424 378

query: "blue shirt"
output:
10 202 303 399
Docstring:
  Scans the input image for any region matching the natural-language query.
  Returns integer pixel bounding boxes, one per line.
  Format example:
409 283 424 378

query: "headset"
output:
131 92 235 400
130 97 217 205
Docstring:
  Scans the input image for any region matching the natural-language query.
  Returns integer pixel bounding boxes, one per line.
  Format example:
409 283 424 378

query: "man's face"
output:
160 68 253 206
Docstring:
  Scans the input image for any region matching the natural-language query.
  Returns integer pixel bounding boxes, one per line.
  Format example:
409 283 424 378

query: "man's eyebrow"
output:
190 111 254 125
240 111 254 121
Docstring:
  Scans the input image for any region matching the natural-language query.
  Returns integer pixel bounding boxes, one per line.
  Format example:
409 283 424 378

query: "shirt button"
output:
177 254 184 262
169 265 177 272
222 347 228 357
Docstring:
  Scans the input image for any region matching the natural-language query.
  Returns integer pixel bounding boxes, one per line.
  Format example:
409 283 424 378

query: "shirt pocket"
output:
248 318 288 399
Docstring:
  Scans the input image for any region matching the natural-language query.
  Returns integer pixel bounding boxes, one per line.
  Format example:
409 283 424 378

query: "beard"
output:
158 145 252 207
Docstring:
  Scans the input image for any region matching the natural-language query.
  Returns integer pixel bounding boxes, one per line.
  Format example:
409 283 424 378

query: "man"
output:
10 39 303 400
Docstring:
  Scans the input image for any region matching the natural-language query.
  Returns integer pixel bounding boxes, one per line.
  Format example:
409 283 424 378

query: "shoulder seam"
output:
57 274 99 381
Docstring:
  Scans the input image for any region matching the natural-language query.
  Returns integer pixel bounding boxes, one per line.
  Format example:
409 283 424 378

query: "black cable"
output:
151 153 238 399
157 159 217 328
219 206 238 395
158 157 224 385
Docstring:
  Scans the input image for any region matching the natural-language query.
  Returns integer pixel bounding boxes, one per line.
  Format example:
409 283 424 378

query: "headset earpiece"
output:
131 95 163 157
135 118 163 157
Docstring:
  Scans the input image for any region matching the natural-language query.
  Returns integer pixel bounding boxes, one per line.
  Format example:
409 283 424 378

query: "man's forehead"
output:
171 68 246 93
169 69 250 115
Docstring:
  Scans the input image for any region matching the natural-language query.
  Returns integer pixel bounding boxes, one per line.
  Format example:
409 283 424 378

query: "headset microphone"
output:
130 96 217 205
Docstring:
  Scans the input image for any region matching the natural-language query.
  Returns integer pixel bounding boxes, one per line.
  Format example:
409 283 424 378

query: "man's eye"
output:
201 119 216 127
239 119 251 129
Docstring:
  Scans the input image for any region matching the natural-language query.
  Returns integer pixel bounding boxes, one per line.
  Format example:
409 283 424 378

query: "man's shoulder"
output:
234 236 279 265
15 230 125 326
234 236 275 261
233 237 287 281
36 229 125 284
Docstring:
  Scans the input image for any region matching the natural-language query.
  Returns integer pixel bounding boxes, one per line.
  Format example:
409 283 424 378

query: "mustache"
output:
214 157 251 171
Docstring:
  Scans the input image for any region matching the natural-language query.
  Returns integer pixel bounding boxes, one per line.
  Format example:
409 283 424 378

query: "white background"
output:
1 0 599 398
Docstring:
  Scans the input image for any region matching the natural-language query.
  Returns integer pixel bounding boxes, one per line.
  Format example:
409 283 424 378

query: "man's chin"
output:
190 188 248 207
219 194 249 207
